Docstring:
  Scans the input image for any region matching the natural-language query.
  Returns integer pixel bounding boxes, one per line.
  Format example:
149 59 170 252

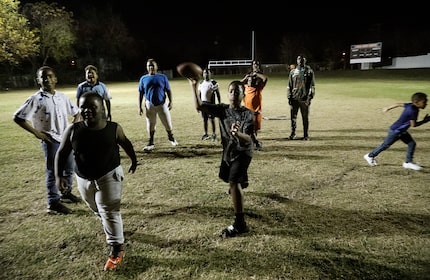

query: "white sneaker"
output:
403 162 422 171
143 144 155 152
167 135 178 146
364 154 377 166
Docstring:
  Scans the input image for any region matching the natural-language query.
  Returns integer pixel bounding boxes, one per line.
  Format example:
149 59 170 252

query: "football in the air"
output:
176 62 202 79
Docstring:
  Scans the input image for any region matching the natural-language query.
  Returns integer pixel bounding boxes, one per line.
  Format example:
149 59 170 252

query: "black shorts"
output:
219 154 252 188
201 111 215 119
201 101 215 119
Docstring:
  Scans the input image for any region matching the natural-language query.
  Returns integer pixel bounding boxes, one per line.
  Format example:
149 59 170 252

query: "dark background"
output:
18 1 430 78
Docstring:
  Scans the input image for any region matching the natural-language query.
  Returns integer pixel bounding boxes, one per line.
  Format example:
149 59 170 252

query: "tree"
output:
279 33 310 66
22 1 76 66
0 0 39 65
74 4 141 79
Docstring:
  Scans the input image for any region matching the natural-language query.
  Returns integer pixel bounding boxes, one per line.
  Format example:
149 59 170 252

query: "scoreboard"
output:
350 42 382 64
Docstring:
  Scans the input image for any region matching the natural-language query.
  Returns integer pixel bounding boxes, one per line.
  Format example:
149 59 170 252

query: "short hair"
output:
411 92 427 102
85 64 98 73
146 58 158 70
147 58 157 65
80 91 103 103
36 65 53 76
297 55 307 64
252 60 261 66
228 80 245 96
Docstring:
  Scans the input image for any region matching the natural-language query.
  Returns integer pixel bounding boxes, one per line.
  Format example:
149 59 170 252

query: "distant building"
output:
381 53 430 69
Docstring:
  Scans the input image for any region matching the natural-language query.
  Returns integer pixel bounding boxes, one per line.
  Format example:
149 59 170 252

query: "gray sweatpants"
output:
76 165 124 245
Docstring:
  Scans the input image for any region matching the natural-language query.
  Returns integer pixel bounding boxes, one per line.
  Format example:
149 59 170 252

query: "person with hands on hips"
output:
55 91 138 271
13 66 81 215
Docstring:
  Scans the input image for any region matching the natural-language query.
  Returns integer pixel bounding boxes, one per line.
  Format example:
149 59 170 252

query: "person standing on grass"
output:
138 58 178 151
55 92 138 271
287 54 315 141
188 77 254 238
13 66 81 215
76 64 112 121
364 92 429 170
240 60 268 150
198 68 221 141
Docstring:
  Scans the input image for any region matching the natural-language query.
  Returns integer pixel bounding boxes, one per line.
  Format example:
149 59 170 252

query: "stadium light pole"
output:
251 30 255 61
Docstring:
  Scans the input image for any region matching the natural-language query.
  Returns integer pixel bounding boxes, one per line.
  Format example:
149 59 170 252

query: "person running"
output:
364 92 429 170
13 66 81 215
76 64 112 121
138 58 178 151
198 68 221 141
55 92 138 271
188 77 254 238
241 60 268 150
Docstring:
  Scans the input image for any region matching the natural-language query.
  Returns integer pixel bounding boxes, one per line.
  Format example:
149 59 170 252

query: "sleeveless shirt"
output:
71 122 120 180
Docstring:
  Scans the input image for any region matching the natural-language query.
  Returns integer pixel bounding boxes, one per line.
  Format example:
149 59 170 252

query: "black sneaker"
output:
61 192 81 203
289 134 296 140
47 201 72 214
220 223 249 238
255 141 262 151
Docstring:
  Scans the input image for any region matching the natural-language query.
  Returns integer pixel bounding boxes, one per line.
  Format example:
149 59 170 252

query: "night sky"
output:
19 1 430 72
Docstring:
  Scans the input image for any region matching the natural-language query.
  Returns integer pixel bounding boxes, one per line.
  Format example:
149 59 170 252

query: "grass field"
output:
0 69 429 280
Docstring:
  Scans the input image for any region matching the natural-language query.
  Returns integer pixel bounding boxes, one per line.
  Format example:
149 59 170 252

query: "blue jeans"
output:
369 129 416 163
41 140 74 206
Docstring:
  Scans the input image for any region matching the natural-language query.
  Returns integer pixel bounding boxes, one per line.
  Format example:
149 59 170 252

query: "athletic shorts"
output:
201 101 215 119
219 154 252 188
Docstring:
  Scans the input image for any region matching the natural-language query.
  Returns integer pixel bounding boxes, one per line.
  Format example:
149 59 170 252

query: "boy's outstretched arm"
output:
383 103 404 112
189 78 205 112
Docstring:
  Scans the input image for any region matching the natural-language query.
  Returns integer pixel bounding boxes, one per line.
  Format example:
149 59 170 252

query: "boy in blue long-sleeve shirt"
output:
364 92 429 170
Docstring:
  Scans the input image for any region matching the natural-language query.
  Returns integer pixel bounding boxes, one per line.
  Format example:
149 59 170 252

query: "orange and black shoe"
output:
104 249 124 271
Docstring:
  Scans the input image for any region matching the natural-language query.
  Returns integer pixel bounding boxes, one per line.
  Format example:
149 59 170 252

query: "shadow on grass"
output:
120 194 430 279
133 144 222 159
